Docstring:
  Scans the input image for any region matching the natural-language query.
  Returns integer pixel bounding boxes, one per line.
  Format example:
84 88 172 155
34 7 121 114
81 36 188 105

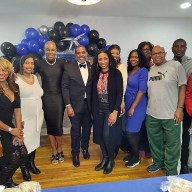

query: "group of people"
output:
0 38 192 188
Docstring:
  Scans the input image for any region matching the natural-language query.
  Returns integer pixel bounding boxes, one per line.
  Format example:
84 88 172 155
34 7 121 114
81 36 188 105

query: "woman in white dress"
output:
109 44 128 157
16 54 44 181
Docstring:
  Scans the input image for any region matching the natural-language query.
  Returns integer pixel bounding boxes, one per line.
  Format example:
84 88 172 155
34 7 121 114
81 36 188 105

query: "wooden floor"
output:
13 134 165 189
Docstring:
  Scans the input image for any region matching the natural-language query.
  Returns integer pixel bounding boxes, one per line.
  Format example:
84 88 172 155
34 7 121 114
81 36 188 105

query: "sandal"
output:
58 152 65 163
51 154 59 165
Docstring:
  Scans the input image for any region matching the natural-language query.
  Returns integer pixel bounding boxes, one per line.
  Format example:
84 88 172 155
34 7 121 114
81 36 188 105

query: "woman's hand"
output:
108 110 118 126
13 136 24 146
127 107 135 117
119 102 125 117
11 127 23 138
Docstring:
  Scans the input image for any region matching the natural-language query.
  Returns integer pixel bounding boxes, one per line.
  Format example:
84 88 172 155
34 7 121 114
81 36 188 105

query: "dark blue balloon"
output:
78 35 89 46
25 28 39 41
21 39 29 46
38 35 49 48
70 24 82 37
81 24 90 35
27 40 40 53
38 48 44 57
105 45 110 50
16 44 29 56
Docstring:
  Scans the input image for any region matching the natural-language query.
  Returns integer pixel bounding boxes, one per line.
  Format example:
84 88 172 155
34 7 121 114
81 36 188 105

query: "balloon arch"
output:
0 21 109 72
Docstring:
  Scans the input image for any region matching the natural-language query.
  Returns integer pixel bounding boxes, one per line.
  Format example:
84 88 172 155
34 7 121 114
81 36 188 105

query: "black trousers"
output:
69 100 92 156
181 108 191 167
98 102 115 159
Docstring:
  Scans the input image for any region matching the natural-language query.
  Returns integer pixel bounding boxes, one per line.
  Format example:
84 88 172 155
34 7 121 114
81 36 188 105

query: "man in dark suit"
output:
62 45 93 167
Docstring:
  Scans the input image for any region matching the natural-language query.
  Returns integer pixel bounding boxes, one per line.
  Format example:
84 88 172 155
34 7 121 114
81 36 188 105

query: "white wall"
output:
0 15 192 64
1 15 192 133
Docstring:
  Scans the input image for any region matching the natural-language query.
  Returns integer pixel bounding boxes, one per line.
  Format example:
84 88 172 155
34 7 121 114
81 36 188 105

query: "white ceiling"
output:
1 0 192 18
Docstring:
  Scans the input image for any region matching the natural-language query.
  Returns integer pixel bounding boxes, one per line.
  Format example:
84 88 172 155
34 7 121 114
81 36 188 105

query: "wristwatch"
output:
8 127 13 133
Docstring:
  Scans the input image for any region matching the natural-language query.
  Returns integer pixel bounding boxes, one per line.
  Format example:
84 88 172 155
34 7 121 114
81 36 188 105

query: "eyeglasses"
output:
142 48 150 51
152 52 165 56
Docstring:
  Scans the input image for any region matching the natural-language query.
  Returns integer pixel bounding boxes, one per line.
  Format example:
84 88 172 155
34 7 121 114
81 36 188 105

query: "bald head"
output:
44 41 57 61
152 45 166 66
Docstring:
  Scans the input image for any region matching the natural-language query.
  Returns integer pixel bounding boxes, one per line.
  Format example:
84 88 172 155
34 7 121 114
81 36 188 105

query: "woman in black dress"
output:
92 50 123 174
0 58 27 188
36 41 66 164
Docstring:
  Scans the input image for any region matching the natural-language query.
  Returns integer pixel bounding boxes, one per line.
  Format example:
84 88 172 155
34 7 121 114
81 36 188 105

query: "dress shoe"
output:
95 157 108 171
72 155 80 167
103 159 115 174
82 149 90 160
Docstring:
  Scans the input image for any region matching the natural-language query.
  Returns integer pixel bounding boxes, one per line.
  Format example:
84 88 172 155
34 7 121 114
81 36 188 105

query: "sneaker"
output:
123 153 133 162
125 156 140 168
147 163 164 173
58 152 65 163
51 154 59 165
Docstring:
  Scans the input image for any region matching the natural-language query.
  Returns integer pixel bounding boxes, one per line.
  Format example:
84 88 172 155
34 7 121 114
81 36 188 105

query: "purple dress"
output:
125 67 148 133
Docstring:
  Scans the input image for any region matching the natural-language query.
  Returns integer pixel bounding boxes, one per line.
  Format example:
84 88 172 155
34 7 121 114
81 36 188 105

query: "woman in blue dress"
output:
124 49 149 168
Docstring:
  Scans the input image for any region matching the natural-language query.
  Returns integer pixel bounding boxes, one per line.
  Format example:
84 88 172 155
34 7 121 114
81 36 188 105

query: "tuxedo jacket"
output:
61 61 93 113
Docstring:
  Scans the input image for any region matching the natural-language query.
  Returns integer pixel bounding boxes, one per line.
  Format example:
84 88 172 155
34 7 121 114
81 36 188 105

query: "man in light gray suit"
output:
62 45 93 167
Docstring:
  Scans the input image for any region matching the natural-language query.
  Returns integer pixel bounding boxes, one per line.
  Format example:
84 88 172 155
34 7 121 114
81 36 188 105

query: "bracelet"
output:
177 106 183 108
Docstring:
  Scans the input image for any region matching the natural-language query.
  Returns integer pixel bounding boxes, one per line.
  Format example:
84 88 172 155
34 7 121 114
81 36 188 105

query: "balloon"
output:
31 53 43 73
66 22 73 28
48 27 53 31
97 38 106 49
87 43 98 57
38 35 49 48
27 40 40 53
16 44 29 56
105 45 110 50
25 28 39 41
21 39 29 46
81 24 90 35
70 24 82 37
11 55 21 73
48 29 60 42
56 41 68 52
39 25 49 36
88 30 99 43
54 21 65 32
37 48 44 57
59 27 71 39
1 42 16 59
78 35 89 46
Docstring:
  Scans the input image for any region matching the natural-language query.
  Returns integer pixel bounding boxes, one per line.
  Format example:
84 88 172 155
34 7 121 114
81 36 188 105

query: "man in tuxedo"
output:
62 45 93 167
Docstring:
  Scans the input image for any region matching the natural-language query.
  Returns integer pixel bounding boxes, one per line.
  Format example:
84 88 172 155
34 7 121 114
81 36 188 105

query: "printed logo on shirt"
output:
149 71 167 81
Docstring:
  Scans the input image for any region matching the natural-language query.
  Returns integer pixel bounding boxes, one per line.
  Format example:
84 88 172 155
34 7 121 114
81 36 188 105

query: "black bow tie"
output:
79 63 86 68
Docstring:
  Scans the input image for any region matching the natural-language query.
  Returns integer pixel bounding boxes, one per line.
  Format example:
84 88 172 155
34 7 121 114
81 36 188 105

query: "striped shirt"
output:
173 55 192 79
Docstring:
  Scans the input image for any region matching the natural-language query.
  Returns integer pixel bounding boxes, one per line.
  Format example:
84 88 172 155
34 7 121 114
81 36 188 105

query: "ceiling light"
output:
180 2 191 9
67 0 101 5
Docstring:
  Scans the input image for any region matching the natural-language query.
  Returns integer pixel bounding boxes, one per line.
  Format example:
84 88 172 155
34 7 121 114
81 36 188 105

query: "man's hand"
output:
67 106 75 117
174 108 184 124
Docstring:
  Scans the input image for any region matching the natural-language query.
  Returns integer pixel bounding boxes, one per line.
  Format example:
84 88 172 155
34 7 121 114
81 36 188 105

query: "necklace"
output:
21 74 34 84
45 58 56 66
1 82 9 91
